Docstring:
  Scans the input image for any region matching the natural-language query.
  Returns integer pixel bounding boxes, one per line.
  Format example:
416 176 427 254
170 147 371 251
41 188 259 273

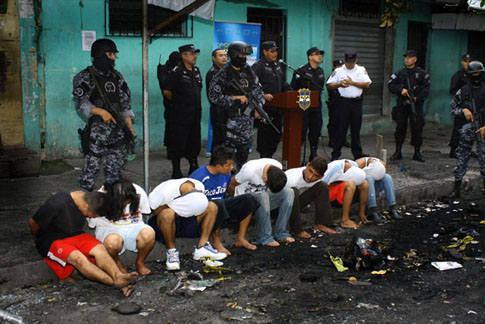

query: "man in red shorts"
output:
29 190 138 296
322 159 370 228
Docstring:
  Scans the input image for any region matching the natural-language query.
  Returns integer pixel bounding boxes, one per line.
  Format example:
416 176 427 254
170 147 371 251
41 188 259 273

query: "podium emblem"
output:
297 88 311 111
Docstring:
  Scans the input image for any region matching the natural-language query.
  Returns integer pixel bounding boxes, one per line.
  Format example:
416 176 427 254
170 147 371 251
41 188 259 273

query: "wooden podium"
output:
266 90 320 169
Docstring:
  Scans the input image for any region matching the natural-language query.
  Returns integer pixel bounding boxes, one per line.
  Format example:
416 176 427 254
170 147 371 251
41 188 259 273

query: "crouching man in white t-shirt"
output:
285 156 336 238
228 158 295 247
147 178 227 271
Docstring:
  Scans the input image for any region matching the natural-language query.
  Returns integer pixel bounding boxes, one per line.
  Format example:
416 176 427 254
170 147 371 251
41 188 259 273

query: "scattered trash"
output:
183 279 220 291
357 302 380 310
400 166 408 172
440 236 474 259
329 253 348 272
111 302 142 315
47 298 56 303
311 244 318 248
0 310 23 324
371 270 387 275
433 234 439 238
345 237 388 271
431 261 463 271
77 302 87 306
480 220 485 225
456 228 479 237
468 310 477 315
386 255 397 261
138 312 149 317
203 259 224 267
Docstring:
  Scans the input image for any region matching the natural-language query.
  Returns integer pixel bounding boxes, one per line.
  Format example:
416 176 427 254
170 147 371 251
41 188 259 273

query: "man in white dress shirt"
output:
327 48 372 161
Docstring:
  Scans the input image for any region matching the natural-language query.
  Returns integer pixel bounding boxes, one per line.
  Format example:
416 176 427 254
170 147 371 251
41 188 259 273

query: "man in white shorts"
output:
87 180 155 275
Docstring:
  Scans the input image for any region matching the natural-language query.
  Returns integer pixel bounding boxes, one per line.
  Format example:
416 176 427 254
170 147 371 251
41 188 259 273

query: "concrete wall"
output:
17 0 469 158
0 0 24 147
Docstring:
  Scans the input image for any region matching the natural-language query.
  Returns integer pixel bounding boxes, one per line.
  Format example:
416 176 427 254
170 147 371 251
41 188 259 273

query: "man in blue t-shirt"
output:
190 146 259 254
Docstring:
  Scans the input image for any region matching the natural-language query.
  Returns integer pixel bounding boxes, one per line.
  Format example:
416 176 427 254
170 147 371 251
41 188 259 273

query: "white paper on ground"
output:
431 261 463 271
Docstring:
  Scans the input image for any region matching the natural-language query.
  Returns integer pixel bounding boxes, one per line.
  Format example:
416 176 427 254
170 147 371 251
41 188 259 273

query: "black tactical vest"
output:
224 65 255 117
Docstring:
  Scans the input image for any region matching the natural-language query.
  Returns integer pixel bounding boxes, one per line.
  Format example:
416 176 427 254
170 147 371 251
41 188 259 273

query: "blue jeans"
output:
366 174 396 208
252 188 294 245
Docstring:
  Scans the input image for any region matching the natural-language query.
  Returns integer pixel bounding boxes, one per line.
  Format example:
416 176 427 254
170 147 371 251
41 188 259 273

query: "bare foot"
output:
212 242 231 256
136 262 152 276
294 231 311 239
121 284 135 297
234 238 257 251
341 219 359 229
359 215 372 225
113 271 138 288
312 224 337 235
265 241 280 247
281 237 295 244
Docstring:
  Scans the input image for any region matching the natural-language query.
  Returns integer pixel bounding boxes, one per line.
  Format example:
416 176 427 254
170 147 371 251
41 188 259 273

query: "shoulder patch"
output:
331 70 337 77
73 81 90 97
425 73 430 80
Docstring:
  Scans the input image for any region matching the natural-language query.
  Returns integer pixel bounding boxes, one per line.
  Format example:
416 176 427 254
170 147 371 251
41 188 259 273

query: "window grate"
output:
105 0 193 38
340 0 381 19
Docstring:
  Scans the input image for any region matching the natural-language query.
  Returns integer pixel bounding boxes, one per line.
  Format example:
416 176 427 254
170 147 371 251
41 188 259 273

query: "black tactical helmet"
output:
91 39 118 58
467 61 485 74
227 41 253 60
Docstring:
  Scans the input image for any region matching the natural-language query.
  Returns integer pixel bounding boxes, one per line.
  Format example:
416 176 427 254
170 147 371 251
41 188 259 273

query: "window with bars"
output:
106 0 193 38
340 0 381 18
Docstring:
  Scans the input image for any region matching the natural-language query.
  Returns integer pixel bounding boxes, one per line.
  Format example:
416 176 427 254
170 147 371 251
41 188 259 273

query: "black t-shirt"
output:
32 192 86 257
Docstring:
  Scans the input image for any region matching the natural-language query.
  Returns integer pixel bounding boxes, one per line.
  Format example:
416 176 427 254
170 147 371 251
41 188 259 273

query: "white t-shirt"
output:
148 178 204 210
326 64 372 98
87 183 150 229
323 160 365 185
285 166 321 189
234 158 282 196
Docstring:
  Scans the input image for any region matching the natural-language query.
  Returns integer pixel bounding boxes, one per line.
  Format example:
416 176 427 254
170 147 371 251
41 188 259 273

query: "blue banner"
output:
213 21 261 66
206 21 261 155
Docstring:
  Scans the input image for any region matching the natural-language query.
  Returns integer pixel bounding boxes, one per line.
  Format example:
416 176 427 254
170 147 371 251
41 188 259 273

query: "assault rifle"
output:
88 67 136 154
406 75 417 123
461 87 482 143
229 79 281 135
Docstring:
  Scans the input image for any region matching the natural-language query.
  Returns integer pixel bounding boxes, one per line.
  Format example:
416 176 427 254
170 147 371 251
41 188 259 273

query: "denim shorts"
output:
99 223 154 254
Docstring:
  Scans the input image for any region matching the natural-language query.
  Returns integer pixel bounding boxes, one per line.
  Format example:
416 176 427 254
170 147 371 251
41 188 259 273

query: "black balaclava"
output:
470 73 483 87
93 55 115 74
231 56 247 69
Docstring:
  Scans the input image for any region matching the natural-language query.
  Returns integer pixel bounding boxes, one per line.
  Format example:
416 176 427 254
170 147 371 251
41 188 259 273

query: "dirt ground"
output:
1 191 485 324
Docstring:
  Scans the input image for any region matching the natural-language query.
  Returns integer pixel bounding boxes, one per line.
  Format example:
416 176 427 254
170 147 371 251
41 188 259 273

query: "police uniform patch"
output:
74 87 84 97
73 81 90 97
105 81 116 93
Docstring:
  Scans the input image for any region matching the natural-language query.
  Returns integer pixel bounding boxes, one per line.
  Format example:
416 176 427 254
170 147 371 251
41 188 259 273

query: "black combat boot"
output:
309 146 318 161
171 159 183 179
448 180 461 199
367 207 385 224
412 146 425 162
390 143 402 161
388 205 402 219
188 158 199 175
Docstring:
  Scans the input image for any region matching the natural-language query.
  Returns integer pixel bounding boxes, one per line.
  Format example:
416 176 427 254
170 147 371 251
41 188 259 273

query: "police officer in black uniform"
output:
252 41 292 158
388 50 430 162
158 51 181 147
206 48 228 151
208 41 265 170
448 54 472 158
73 38 135 191
290 46 325 161
448 61 485 198
164 44 203 178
